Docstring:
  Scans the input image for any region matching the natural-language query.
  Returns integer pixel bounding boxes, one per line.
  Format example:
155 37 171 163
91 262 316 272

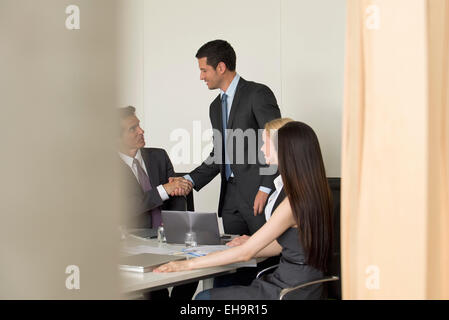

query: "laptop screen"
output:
161 211 221 245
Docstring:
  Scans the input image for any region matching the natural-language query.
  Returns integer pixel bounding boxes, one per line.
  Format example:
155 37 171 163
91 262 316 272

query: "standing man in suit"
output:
178 40 281 236
118 106 197 300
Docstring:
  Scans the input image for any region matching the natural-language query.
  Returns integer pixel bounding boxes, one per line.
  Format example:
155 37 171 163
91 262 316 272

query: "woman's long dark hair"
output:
277 121 332 272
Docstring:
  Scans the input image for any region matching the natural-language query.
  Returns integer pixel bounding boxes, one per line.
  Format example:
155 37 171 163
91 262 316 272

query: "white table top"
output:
119 236 240 294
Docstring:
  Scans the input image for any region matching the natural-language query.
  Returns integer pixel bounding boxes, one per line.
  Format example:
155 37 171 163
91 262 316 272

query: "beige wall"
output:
117 0 346 213
0 0 120 298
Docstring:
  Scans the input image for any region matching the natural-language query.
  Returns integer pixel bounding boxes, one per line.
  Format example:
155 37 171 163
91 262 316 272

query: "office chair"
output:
256 177 341 300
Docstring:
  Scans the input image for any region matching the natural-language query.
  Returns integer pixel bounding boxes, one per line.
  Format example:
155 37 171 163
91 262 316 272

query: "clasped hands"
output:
163 177 193 197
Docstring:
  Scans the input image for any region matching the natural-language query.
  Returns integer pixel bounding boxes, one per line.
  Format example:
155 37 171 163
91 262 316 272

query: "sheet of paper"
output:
182 246 257 267
182 245 229 257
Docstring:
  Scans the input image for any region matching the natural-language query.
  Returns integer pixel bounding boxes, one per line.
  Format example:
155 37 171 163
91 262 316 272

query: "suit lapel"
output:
227 77 247 129
140 148 159 188
118 156 142 192
211 95 222 132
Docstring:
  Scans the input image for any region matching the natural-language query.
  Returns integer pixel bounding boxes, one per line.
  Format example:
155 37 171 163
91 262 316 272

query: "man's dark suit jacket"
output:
189 77 281 216
119 148 186 228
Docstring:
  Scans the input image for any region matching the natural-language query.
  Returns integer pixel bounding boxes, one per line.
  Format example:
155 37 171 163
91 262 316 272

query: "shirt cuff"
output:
184 175 195 187
157 184 170 201
259 186 272 194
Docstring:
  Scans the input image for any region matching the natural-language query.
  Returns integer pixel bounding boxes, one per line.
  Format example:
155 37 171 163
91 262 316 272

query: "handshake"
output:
163 177 193 197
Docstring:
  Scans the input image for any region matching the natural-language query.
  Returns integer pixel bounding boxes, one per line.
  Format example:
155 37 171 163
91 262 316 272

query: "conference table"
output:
119 235 255 298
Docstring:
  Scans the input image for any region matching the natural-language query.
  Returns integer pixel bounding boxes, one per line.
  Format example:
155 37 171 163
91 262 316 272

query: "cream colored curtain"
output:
342 0 449 299
426 0 449 300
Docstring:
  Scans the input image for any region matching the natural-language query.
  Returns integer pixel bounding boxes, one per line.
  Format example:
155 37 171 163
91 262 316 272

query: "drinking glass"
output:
157 225 166 243
184 231 197 247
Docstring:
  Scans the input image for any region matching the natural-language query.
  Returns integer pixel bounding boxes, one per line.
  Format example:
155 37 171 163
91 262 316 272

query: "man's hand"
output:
253 190 269 216
226 235 250 247
163 177 192 196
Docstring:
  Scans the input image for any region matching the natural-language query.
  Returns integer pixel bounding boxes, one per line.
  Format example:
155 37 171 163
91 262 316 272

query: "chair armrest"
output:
256 264 279 279
279 276 339 300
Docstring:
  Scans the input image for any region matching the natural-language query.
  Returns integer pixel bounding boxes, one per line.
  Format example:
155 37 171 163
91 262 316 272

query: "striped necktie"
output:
133 158 162 228
221 93 232 180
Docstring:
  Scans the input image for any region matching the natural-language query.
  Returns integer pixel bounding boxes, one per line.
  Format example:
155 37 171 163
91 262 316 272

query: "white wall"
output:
281 0 345 177
118 0 345 212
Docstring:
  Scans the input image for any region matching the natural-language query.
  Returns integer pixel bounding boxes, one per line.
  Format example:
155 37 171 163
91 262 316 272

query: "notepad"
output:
119 253 185 273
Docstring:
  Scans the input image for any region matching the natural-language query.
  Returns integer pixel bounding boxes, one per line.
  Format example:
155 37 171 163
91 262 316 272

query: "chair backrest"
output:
326 177 341 299
174 172 195 211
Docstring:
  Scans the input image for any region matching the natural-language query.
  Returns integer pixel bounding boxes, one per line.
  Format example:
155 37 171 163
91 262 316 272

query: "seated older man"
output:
117 106 196 300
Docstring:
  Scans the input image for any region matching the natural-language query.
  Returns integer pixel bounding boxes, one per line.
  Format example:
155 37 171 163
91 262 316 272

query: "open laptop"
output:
161 210 232 245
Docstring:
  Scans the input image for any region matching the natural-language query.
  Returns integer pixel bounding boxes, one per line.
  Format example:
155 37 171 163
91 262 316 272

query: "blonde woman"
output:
226 117 294 248
212 118 294 289
155 120 332 300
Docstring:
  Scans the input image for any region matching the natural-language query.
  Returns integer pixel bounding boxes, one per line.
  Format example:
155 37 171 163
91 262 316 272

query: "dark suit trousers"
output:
221 178 266 236
143 282 198 300
213 255 281 289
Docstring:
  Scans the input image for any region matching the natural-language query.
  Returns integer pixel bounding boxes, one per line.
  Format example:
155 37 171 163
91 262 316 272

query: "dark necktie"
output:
133 158 162 228
221 93 232 180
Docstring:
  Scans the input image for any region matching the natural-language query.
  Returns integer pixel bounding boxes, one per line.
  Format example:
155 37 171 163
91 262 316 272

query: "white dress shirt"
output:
264 175 284 222
118 149 169 201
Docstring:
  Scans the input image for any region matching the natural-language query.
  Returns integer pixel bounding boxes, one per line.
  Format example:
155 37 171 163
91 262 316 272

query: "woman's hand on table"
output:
153 260 191 273
226 235 250 247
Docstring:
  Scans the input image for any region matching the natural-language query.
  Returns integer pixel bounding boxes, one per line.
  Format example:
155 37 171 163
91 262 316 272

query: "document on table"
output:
121 245 257 267
182 245 229 257
182 245 257 267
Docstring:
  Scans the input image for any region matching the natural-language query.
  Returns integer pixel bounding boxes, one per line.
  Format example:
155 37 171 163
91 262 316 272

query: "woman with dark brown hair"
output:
154 121 333 300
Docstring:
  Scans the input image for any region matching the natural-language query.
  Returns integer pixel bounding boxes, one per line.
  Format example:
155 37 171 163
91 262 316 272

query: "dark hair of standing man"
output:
195 40 236 71
277 121 333 272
